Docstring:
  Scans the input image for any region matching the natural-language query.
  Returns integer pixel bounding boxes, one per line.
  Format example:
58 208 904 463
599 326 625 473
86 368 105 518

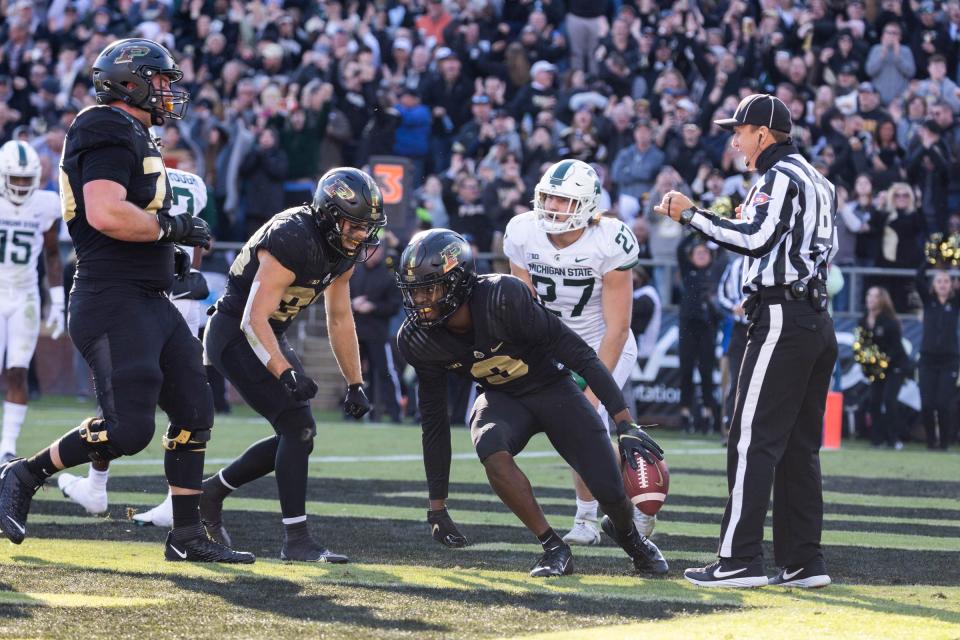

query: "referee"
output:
654 94 837 589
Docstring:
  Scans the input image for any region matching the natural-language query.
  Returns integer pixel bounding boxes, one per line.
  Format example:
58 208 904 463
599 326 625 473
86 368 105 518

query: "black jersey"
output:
216 206 353 334
60 105 175 290
398 274 627 497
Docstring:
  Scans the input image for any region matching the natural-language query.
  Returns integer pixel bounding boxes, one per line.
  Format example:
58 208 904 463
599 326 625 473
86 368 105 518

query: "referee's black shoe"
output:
684 556 768 588
768 556 831 588
600 516 669 575
530 542 573 577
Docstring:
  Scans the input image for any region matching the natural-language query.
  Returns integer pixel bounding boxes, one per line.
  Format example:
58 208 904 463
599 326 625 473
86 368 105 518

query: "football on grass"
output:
622 454 669 515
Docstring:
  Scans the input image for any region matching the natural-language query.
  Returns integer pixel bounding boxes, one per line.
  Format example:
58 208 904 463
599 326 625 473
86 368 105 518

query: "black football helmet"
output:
312 167 386 262
92 38 189 125
397 229 476 328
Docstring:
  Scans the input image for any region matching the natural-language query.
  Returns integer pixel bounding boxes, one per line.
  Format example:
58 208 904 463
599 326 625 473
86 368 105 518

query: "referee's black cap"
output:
714 93 792 133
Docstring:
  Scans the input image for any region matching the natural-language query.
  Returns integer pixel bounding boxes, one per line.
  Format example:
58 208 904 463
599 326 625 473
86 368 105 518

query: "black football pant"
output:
358 337 401 422
918 355 957 449
719 298 837 568
723 322 749 432
68 284 213 487
867 370 905 447
203 311 316 520
469 377 634 532
679 318 719 420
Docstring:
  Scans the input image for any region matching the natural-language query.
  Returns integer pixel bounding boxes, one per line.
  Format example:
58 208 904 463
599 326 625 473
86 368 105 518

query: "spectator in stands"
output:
611 120 663 221
866 21 916 105
394 88 432 187
907 119 950 233
840 174 885 268
508 60 558 123
878 183 925 310
566 0 607 74
860 286 910 449
238 127 288 237
916 54 960 113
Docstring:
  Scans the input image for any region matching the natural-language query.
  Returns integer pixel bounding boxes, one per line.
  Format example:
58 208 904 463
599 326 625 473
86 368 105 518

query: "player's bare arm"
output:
84 179 167 241
323 265 363 386
509 262 535 293
242 249 297 378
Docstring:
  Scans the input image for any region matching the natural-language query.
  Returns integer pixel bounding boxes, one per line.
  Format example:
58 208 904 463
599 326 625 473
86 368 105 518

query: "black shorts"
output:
203 310 309 428
469 377 626 505
68 283 213 455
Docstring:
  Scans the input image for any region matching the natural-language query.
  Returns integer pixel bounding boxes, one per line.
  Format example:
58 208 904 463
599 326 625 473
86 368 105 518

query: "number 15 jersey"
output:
0 188 60 289
502 212 640 351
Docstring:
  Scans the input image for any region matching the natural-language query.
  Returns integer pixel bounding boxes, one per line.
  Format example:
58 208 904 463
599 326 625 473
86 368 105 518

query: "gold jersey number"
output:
471 355 529 385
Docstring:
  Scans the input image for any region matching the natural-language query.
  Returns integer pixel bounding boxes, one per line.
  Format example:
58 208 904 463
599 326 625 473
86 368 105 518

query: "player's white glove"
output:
45 285 65 340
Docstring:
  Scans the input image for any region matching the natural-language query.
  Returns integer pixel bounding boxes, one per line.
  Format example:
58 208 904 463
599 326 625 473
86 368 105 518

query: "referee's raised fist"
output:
653 190 693 222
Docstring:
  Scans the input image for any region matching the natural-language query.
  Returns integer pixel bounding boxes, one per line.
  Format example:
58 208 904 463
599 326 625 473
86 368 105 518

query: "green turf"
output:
1 397 959 639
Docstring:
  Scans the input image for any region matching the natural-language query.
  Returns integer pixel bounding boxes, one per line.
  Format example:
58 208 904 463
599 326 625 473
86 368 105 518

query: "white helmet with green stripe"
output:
0 140 41 205
533 159 602 234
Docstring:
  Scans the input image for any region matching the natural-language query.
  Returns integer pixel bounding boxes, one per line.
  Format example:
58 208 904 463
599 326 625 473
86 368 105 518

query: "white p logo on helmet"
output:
533 159 602 234
0 141 41 206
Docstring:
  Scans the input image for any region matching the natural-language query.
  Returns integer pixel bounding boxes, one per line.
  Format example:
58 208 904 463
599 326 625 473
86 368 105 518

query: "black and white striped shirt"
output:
688 143 837 294
717 255 749 324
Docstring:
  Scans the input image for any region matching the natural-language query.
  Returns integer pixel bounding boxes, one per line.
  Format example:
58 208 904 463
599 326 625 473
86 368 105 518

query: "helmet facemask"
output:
533 186 593 234
399 268 471 328
322 203 386 263
533 159 602 234
3 173 40 206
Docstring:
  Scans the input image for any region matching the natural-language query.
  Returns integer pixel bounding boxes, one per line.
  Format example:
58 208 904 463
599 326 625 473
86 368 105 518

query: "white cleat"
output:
132 493 173 528
57 473 108 515
633 510 657 538
562 519 601 546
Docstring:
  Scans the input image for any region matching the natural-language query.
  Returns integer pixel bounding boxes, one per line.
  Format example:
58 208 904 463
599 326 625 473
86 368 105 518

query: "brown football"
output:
621 453 669 516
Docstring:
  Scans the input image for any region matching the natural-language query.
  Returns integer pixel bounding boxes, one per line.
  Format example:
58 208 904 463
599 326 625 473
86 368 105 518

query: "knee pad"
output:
77 417 124 464
162 425 212 452
273 406 316 443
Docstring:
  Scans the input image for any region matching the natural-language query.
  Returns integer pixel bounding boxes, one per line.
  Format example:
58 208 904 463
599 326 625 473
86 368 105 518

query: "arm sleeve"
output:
397 332 452 501
80 144 137 186
497 278 627 416
417 365 452 500
687 171 797 258
716 259 740 313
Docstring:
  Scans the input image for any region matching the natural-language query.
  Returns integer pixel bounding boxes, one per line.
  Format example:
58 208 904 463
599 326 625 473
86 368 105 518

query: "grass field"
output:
1 397 958 639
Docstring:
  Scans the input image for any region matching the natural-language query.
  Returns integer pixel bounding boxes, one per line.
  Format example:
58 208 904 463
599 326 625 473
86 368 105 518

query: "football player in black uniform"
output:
198 167 381 562
396 229 669 577
0 38 254 563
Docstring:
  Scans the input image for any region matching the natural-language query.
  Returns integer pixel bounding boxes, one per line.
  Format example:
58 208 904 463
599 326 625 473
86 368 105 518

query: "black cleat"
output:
0 458 43 545
768 556 831 588
280 536 349 563
600 515 669 575
684 556 768 588
199 488 232 547
530 543 574 578
164 531 255 563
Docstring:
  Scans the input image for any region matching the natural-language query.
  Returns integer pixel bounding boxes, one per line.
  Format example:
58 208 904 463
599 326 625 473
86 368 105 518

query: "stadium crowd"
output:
1 0 959 448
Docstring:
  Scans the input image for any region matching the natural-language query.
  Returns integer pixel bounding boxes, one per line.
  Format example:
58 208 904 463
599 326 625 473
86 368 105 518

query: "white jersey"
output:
503 212 640 351
0 189 61 289
167 167 208 219
167 168 209 335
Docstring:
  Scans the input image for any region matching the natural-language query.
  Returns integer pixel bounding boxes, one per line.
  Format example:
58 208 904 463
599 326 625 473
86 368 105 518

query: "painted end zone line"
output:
107 447 725 466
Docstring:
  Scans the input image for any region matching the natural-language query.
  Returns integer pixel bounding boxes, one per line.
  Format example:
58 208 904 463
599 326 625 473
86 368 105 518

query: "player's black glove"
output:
173 246 191 280
615 421 664 469
427 508 468 548
279 368 319 401
157 212 211 248
343 383 370 419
